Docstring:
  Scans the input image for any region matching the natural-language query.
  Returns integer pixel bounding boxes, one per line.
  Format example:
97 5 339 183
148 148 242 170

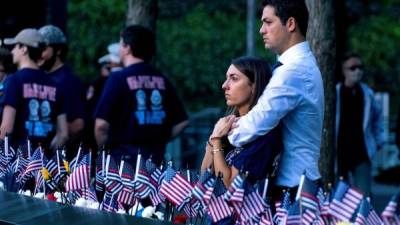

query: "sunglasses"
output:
347 65 364 71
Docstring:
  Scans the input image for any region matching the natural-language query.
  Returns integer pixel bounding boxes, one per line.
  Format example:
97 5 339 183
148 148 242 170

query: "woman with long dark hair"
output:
201 56 282 187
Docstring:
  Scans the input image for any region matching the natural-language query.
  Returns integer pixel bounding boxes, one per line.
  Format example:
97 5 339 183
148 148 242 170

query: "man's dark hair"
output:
226 56 272 116
49 43 68 62
18 43 45 62
262 0 309 37
120 25 155 62
341 52 362 65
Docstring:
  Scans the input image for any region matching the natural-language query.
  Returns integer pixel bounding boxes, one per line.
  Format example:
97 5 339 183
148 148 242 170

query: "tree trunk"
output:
126 0 157 31
305 0 336 188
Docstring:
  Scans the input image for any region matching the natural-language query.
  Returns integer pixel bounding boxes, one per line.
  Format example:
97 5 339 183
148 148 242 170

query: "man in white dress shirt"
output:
228 0 324 201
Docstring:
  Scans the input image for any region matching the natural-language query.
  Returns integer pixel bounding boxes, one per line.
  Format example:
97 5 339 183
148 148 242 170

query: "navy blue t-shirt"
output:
3 68 65 148
94 62 188 151
0 75 11 120
49 65 85 122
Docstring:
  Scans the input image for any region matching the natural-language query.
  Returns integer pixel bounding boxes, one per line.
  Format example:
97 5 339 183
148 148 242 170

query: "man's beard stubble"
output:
40 52 57 72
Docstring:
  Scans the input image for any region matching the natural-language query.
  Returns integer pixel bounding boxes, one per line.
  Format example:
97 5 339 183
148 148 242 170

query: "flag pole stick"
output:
133 151 141 216
40 147 46 199
5 134 9 160
74 144 82 172
262 177 269 200
27 139 31 159
295 174 305 201
186 164 193 225
118 158 124 208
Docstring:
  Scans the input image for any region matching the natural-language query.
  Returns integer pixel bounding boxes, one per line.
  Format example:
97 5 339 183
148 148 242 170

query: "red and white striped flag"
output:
65 154 90 192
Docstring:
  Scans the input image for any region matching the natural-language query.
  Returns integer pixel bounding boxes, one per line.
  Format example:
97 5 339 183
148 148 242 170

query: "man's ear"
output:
56 48 63 57
21 45 28 55
126 44 132 54
286 17 296 33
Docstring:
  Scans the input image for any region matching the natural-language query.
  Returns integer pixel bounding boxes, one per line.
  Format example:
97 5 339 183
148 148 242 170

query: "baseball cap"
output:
38 25 67 44
3 28 44 48
98 42 120 64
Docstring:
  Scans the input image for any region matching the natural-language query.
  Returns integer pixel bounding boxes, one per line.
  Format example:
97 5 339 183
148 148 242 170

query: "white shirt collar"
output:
277 41 310 65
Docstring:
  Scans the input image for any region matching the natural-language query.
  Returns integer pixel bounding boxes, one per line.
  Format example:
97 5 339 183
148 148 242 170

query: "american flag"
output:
354 198 383 225
286 200 302 225
328 181 363 222
95 151 105 192
206 176 232 223
300 177 320 211
145 158 164 206
33 152 47 193
67 190 82 203
299 180 325 225
44 154 65 184
0 147 16 177
178 170 204 217
116 161 135 205
104 155 123 194
69 146 85 173
183 197 203 218
183 169 199 185
300 192 320 223
19 147 42 183
0 144 15 165
102 191 119 212
224 173 245 204
65 153 90 192
82 186 98 202
159 167 193 206
258 205 274 225
274 190 291 225
39 155 58 192
238 183 266 224
149 169 164 206
320 188 334 225
134 159 152 199
381 193 400 225
14 146 30 177
192 169 215 204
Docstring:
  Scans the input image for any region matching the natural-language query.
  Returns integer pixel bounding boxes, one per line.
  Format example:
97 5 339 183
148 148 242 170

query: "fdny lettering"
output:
126 76 165 90
23 83 56 101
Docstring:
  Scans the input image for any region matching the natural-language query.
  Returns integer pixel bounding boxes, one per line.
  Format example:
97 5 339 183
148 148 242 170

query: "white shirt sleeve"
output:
228 76 301 147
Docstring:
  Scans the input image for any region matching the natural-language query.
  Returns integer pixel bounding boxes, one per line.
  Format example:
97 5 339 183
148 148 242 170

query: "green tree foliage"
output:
347 2 400 113
156 4 245 110
67 0 273 110
155 2 274 111
67 0 126 82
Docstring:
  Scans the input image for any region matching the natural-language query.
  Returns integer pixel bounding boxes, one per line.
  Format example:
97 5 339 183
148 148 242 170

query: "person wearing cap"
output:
87 42 122 108
94 25 188 165
0 28 68 153
38 25 85 159
84 43 122 151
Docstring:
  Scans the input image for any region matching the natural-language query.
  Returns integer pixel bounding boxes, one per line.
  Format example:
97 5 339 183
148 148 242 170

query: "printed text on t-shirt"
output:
23 83 56 101
126 75 165 90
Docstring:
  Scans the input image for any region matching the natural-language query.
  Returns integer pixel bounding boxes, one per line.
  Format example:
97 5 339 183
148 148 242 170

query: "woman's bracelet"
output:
212 148 224 154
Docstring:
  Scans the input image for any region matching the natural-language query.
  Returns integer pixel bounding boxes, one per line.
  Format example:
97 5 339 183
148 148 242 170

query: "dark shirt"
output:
0 76 11 119
49 65 85 122
337 84 368 173
225 126 282 184
86 76 108 116
3 68 64 149
83 75 108 151
94 62 188 160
